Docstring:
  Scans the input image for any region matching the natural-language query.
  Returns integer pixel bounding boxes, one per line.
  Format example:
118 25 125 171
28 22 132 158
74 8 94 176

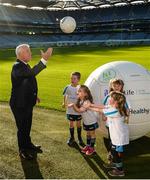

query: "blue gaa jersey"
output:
103 94 131 109
103 94 110 106
103 106 129 146
63 84 80 115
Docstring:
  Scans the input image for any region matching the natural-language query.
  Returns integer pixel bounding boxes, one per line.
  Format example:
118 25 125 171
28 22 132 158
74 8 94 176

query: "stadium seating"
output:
0 3 149 47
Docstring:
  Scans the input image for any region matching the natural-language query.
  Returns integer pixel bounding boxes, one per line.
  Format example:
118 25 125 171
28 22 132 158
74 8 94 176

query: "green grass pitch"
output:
0 103 150 178
0 45 150 110
0 45 150 178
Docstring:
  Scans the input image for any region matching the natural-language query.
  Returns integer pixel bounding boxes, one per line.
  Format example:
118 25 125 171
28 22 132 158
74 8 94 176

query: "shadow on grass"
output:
103 137 111 152
126 136 150 156
125 136 150 178
20 152 43 179
72 142 108 179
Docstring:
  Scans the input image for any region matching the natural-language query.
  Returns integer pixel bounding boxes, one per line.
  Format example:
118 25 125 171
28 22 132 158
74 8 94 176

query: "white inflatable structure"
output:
60 16 76 34
85 61 150 140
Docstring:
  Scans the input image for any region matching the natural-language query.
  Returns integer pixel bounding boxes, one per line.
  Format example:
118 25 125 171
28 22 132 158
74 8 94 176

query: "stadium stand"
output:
0 0 149 47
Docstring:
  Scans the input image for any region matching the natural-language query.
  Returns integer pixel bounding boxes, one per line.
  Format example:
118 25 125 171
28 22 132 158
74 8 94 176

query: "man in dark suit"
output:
10 44 53 160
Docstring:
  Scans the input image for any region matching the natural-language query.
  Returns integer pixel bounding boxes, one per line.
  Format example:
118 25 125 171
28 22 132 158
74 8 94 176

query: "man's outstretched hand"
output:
41 48 53 61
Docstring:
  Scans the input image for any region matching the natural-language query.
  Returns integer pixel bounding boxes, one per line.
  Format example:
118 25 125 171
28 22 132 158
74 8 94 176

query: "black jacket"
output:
10 59 46 108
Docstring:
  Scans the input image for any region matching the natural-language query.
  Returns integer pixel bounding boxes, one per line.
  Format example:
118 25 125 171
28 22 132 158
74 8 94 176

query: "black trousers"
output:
10 105 33 151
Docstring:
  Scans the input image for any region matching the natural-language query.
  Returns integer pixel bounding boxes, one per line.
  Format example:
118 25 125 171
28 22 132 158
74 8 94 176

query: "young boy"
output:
62 72 84 146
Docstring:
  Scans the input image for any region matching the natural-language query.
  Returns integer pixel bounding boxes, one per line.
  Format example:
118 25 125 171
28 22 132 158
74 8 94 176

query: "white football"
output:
60 16 76 34
85 61 150 140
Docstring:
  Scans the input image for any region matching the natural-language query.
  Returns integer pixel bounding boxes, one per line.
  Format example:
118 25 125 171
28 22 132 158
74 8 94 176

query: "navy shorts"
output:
66 114 82 121
83 122 99 131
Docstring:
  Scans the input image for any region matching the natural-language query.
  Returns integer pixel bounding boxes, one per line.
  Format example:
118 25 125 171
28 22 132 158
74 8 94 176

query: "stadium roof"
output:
0 0 149 10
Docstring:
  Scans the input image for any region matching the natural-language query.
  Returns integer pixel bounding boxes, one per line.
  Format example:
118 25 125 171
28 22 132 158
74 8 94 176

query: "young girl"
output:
103 78 125 106
89 91 129 177
103 78 130 163
68 85 99 155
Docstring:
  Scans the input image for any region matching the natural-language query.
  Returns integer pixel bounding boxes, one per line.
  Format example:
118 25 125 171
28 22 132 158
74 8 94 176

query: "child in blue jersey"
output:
103 78 130 163
88 91 129 177
68 85 99 155
62 72 84 146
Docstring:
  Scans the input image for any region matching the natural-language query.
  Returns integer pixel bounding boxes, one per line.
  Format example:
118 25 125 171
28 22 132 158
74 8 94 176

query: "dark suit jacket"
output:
10 59 46 108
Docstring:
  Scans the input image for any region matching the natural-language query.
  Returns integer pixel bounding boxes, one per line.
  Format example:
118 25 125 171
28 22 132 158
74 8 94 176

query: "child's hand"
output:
124 117 129 124
36 97 40 104
62 103 66 108
102 116 107 121
83 102 91 109
68 103 74 108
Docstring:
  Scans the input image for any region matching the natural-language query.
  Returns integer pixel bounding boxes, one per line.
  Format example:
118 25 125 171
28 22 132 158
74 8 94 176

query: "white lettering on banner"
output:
130 108 150 115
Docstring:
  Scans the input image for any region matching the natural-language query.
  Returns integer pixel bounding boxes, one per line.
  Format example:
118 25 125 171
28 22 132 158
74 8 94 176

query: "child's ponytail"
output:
110 91 128 118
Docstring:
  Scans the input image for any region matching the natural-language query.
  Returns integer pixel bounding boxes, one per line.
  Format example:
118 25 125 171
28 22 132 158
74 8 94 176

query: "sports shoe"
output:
67 137 75 146
103 162 116 169
81 146 90 153
85 147 96 155
108 169 125 177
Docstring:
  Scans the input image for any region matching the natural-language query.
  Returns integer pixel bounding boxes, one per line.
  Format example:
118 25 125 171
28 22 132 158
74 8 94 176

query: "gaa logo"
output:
100 69 116 83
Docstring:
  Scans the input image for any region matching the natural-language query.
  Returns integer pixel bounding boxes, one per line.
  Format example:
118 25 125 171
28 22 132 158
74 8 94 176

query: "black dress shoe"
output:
31 144 41 149
19 150 34 160
29 144 43 153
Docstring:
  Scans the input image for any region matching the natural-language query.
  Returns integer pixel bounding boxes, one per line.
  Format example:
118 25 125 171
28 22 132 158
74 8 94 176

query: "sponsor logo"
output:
125 89 150 96
130 108 150 115
124 90 135 95
130 74 141 77
104 89 109 96
100 69 116 83
138 89 150 95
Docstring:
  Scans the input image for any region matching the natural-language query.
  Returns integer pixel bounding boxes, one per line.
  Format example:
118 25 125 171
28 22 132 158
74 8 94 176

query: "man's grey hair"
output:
15 44 30 56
